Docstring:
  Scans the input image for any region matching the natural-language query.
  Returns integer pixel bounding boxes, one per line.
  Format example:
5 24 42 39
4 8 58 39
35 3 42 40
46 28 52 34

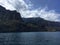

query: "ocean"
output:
0 32 60 45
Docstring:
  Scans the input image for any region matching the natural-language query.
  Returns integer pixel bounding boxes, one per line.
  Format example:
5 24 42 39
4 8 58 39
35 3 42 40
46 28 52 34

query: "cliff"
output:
0 5 60 32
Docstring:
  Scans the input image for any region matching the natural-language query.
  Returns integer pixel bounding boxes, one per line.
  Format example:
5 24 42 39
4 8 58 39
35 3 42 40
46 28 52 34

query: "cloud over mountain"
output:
0 0 60 22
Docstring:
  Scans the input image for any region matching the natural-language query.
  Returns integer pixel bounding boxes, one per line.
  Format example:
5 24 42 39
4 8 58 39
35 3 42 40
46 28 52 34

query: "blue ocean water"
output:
0 32 60 45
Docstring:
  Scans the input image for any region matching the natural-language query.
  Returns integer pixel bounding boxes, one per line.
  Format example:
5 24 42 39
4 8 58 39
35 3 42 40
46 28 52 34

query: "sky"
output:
0 0 60 22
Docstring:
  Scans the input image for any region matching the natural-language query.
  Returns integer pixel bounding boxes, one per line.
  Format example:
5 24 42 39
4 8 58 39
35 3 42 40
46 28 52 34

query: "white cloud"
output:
20 7 60 22
0 0 60 22
0 0 29 10
0 0 15 10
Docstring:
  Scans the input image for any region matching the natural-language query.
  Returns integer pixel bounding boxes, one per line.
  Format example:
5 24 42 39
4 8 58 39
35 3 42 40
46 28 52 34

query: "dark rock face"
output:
0 5 23 32
0 5 60 32
0 5 22 21
23 17 60 31
0 5 47 32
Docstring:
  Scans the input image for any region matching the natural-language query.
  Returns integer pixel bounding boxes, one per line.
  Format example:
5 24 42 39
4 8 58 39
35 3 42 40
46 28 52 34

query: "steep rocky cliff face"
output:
0 5 47 32
0 5 59 32
0 6 22 21
0 5 23 32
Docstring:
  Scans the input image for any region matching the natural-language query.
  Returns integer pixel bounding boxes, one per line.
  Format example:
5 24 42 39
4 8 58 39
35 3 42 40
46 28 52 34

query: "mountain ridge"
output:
0 5 60 32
